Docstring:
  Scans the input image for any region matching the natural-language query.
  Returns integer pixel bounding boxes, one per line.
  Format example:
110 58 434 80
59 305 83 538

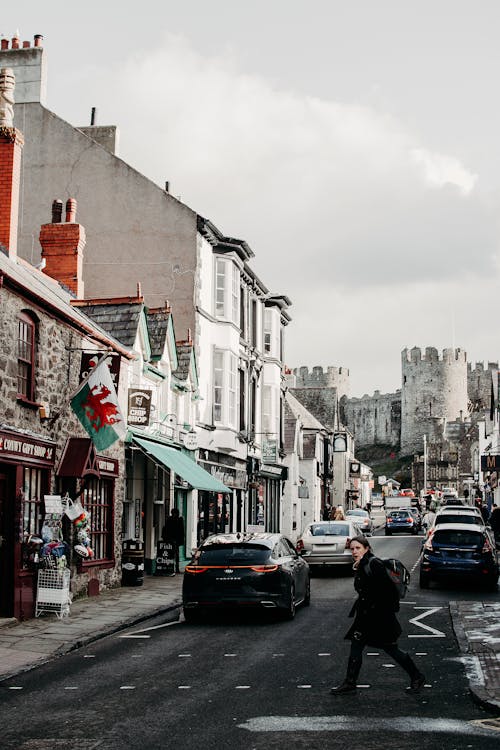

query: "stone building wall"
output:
0 284 125 597
400 347 468 455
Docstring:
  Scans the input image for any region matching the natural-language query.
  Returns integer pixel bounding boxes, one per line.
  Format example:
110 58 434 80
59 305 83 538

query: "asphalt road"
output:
1 533 499 750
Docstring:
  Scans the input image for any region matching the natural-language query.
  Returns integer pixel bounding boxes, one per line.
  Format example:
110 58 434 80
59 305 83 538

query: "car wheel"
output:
282 585 296 620
419 573 430 589
303 577 311 606
183 608 201 624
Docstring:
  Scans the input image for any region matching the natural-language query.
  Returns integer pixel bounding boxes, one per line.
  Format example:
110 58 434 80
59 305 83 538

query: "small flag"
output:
71 357 126 451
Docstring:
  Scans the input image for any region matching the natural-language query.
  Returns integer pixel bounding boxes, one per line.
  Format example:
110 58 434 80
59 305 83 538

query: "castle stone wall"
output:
467 361 498 412
293 366 350 400
342 390 401 448
400 347 468 455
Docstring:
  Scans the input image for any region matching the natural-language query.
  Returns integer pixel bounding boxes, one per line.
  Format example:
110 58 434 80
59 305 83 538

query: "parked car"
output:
400 488 415 497
182 533 310 622
385 509 418 535
296 520 362 569
345 509 374 536
420 522 499 591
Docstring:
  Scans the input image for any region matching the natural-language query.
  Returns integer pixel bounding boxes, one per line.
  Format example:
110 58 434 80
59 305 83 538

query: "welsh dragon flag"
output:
71 357 126 451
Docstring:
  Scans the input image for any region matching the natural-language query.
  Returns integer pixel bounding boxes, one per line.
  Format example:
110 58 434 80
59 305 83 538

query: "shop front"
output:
56 437 120 597
248 459 288 533
128 435 230 569
0 428 56 620
198 451 247 538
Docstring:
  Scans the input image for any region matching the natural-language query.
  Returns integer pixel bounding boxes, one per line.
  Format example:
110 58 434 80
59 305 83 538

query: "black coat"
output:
345 551 402 647
163 515 185 546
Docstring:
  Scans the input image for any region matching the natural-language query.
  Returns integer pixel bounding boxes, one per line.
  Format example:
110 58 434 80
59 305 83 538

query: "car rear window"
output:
435 514 477 525
311 523 350 536
198 544 271 565
433 530 483 547
389 511 410 519
347 510 366 517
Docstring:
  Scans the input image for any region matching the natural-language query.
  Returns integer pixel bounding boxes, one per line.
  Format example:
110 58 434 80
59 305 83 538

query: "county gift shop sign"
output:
0 430 55 465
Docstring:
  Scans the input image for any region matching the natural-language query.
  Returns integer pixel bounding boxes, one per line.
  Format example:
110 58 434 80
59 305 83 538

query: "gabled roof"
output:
174 342 194 382
147 308 173 360
283 399 298 454
77 301 143 349
0 250 132 357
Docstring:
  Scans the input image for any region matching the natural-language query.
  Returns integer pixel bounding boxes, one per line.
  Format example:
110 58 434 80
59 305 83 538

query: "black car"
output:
420 522 499 590
182 532 310 622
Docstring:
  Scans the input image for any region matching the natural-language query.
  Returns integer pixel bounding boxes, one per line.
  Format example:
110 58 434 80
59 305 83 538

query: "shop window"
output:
82 477 113 562
17 312 36 402
22 467 44 568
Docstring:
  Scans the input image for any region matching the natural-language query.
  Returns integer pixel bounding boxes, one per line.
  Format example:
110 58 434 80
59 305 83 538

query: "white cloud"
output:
66 33 500 393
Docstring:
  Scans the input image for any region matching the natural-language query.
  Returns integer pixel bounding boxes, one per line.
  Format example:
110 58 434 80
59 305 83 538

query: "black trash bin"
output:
122 539 144 586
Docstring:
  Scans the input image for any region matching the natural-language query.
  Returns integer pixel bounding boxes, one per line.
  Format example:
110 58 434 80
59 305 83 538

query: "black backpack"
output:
367 557 410 600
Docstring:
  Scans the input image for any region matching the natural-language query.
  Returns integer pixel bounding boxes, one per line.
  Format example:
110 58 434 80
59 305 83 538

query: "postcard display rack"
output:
35 495 71 619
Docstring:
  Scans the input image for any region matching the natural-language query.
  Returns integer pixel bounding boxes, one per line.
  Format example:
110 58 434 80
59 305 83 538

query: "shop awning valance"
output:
56 438 100 477
133 436 230 493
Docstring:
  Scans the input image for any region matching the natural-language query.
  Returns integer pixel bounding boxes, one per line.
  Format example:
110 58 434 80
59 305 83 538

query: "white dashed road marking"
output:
8 686 23 690
235 685 251 689
120 685 136 690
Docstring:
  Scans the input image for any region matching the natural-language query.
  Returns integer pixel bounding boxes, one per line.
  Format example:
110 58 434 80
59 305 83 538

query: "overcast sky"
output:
3 1 500 396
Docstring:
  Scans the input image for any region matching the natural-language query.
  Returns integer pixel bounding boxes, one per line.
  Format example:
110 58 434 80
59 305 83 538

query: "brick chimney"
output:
0 67 24 259
39 198 86 298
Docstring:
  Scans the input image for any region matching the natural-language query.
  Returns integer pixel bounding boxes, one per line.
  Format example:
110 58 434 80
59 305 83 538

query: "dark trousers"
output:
347 639 419 681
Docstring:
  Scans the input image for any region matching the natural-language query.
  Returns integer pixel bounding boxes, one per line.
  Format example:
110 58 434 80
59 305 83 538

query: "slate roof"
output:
286 391 326 430
173 342 193 382
80 303 143 349
0 251 131 355
147 309 172 359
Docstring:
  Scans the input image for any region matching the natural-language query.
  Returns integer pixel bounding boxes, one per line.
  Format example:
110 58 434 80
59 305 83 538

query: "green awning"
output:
133 436 230 493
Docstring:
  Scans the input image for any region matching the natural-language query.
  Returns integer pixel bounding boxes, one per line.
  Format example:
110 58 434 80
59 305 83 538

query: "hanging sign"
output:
80 352 121 388
127 389 152 426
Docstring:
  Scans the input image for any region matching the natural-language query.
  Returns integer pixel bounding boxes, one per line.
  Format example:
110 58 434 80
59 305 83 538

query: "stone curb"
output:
449 601 500 712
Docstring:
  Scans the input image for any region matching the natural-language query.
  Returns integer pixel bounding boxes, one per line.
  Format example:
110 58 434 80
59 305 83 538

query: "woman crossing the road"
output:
330 535 425 695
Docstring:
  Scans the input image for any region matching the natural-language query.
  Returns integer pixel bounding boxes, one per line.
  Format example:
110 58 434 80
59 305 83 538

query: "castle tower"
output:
400 347 468 455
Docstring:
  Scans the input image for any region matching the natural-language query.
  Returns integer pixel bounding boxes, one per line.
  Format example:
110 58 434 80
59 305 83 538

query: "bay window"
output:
212 348 238 429
214 258 240 325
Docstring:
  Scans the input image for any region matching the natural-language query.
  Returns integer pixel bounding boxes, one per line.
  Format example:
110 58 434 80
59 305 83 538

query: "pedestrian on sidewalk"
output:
330 535 425 695
162 507 185 574
333 505 345 521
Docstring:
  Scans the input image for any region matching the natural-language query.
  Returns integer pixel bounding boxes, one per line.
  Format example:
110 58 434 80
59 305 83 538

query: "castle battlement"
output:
402 346 467 366
467 361 499 374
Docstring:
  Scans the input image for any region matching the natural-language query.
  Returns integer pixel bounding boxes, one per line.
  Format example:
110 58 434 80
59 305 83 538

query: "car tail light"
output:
345 537 351 549
387 518 393 523
184 565 208 574
296 539 304 552
424 538 433 552
249 565 279 573
482 538 492 553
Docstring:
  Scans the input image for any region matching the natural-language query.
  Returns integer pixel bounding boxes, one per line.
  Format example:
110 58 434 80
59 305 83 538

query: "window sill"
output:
78 558 115 572
17 396 39 410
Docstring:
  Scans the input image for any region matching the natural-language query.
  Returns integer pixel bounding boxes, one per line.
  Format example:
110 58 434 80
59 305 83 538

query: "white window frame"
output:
213 348 238 429
214 258 240 325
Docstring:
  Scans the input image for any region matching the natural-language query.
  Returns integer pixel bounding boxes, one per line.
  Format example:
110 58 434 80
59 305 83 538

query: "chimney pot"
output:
165 181 170 193
11 36 19 49
51 200 63 223
90 107 97 126
1 40 9 50
22 41 30 48
65 198 77 223
137 281 142 298
33 34 43 47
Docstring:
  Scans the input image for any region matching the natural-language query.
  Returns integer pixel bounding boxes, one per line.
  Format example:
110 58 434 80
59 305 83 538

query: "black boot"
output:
330 656 362 695
399 653 425 691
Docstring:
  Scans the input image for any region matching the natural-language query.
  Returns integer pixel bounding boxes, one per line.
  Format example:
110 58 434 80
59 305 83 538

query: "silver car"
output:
296 520 361 569
345 509 374 536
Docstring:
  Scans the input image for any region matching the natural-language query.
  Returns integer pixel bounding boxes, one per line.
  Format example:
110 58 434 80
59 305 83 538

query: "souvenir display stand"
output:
35 495 72 619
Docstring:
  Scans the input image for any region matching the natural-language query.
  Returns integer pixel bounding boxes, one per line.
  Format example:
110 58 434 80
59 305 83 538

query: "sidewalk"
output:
0 574 183 682
449 601 500 711
0 575 499 712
